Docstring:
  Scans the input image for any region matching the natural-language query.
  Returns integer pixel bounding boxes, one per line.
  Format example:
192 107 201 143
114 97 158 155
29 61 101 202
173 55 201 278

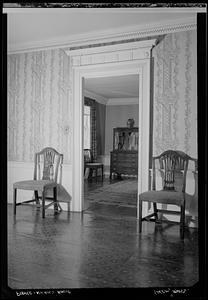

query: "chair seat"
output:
13 180 57 192
139 190 184 205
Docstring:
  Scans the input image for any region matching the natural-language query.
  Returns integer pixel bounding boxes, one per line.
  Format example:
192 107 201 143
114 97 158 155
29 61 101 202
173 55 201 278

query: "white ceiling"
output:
5 8 198 100
6 9 197 50
85 75 139 99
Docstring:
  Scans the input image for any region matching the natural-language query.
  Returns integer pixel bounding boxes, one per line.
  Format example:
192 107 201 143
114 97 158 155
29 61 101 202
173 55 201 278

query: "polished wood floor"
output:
7 177 198 290
84 176 138 218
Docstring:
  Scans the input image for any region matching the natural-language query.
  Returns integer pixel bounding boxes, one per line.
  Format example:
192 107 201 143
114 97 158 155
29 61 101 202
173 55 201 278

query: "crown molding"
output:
84 89 108 105
8 16 197 54
83 90 138 106
107 98 139 106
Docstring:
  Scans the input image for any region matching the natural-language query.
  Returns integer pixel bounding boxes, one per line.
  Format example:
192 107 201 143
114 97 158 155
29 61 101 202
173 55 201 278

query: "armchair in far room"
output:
84 149 104 181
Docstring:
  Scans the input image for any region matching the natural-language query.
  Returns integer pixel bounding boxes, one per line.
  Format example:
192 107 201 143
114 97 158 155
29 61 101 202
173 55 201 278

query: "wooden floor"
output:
7 177 198 290
84 176 138 218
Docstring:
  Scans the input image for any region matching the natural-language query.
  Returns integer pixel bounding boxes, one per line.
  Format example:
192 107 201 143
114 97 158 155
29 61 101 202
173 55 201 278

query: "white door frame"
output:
71 59 151 218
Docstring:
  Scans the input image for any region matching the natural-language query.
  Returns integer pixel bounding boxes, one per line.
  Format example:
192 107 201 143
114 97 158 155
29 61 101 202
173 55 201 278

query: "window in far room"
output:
84 105 91 149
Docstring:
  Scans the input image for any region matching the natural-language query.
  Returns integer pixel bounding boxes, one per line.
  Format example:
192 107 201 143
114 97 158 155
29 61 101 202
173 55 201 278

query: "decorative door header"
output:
65 39 157 66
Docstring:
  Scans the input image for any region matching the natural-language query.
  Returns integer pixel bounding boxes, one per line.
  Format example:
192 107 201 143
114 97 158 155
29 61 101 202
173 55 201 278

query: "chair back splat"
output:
155 150 189 192
34 147 63 183
84 149 93 163
139 150 197 239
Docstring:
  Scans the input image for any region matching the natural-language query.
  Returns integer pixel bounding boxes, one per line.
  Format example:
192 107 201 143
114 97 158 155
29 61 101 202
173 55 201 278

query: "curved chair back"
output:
34 147 63 183
152 150 197 193
84 149 93 163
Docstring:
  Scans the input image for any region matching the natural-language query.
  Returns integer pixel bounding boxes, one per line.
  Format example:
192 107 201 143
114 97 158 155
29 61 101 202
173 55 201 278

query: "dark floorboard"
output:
7 177 198 289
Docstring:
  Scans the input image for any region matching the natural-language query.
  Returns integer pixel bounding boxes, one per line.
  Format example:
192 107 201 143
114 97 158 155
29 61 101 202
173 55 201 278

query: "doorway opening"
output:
83 74 139 218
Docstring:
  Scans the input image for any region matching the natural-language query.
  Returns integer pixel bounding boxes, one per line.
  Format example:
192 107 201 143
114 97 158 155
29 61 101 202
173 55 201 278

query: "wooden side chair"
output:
84 149 104 181
138 150 197 239
13 147 64 218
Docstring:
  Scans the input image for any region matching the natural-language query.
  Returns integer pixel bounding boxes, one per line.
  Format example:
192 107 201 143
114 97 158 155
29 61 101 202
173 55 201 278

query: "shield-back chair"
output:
13 147 64 218
139 150 197 239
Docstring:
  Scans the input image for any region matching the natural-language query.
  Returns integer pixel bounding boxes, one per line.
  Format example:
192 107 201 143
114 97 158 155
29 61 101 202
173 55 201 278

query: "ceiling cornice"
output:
8 16 197 54
84 90 139 106
107 98 139 106
84 89 108 105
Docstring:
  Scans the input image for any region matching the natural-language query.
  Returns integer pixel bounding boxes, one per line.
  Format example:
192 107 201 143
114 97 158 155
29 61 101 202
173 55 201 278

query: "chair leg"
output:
88 168 93 179
42 190 45 218
13 188 17 215
67 202 70 212
53 187 58 213
139 200 143 233
180 203 185 239
95 168 98 181
34 190 40 208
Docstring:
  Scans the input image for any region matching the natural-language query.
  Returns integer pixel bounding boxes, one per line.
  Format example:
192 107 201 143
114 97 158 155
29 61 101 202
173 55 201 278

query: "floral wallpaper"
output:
152 30 197 158
8 49 72 163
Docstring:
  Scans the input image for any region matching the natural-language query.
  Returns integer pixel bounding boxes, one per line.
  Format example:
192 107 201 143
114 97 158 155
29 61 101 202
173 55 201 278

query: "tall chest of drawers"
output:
110 127 138 178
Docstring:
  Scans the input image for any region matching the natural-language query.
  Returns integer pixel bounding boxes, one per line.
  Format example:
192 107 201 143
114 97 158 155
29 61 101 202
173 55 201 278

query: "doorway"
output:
72 59 151 219
83 74 139 215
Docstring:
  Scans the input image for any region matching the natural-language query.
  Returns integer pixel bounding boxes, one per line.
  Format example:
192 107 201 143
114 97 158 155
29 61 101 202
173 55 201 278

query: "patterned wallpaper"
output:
7 30 197 164
152 30 197 158
8 49 72 163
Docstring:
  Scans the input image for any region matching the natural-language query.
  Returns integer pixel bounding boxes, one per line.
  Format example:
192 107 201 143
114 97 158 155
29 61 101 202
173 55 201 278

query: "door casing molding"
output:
69 40 156 218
